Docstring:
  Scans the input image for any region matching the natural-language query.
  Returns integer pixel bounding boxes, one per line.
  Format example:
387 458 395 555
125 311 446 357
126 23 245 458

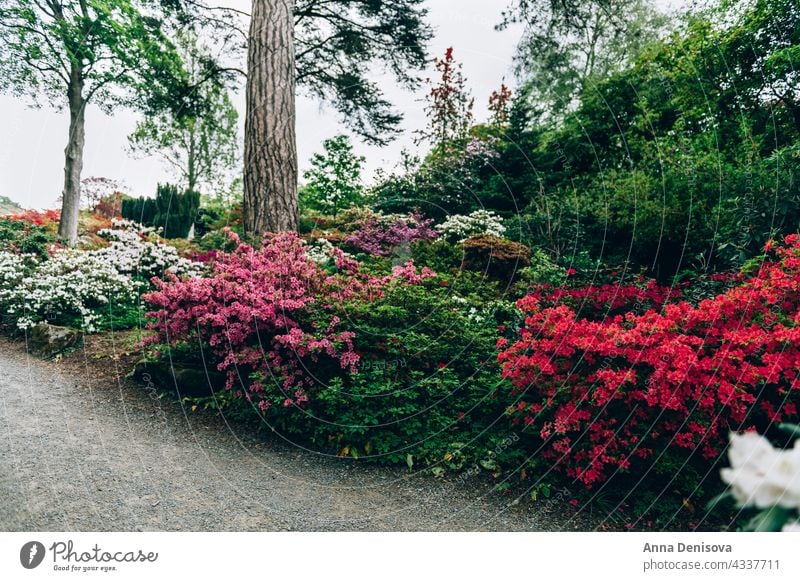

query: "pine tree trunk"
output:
243 0 299 236
58 67 86 246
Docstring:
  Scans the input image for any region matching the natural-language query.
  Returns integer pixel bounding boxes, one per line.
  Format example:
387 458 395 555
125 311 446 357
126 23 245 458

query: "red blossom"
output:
499 235 800 487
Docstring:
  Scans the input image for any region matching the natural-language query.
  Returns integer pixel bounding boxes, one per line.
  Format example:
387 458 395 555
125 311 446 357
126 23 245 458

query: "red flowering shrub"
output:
182 248 218 264
526 277 681 319
143 231 434 411
498 235 800 488
6 209 60 227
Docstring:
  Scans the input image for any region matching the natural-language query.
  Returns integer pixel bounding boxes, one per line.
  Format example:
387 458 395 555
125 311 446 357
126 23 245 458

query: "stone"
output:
28 323 82 357
131 360 225 398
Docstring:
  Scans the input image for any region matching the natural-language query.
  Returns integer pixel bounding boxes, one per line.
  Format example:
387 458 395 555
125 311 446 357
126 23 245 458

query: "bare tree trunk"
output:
243 0 298 236
58 66 86 245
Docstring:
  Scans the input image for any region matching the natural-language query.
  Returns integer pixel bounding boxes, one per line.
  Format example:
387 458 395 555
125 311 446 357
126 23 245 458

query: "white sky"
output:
0 0 683 210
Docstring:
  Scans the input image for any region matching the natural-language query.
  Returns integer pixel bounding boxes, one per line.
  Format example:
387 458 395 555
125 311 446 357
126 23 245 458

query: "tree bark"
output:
58 65 86 246
243 0 299 236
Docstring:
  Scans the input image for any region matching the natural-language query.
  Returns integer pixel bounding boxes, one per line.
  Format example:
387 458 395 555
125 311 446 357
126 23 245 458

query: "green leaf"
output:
405 453 414 471
743 506 792 532
705 490 733 512
778 423 800 438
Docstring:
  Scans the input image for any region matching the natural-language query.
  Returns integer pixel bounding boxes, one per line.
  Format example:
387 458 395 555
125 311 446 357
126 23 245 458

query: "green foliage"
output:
0 195 22 214
127 33 239 197
517 248 566 285
0 0 189 116
254 281 515 468
430 0 800 278
0 218 54 258
61 300 144 333
300 134 367 216
153 184 200 239
193 207 224 238
121 197 157 226
410 239 464 273
499 0 668 119
122 184 200 239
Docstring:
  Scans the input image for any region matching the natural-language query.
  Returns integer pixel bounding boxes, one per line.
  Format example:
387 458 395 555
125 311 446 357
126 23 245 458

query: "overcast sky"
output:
0 0 681 210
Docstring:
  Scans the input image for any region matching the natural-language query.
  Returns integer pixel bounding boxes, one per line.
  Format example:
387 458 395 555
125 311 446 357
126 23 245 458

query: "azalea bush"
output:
498 235 800 492
303 237 352 267
0 219 202 332
345 212 438 257
0 217 56 258
142 231 528 471
144 231 436 413
0 249 142 331
5 209 60 227
522 276 681 319
96 219 205 280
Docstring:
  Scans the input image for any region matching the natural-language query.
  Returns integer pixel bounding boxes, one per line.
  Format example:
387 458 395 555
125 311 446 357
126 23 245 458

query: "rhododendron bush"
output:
0 218 203 332
345 212 438 256
498 235 800 489
144 231 437 412
0 249 142 331
524 276 681 319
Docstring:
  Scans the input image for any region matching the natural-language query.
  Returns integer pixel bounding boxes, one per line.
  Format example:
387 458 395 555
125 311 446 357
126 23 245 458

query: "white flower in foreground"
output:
783 521 800 532
720 432 800 509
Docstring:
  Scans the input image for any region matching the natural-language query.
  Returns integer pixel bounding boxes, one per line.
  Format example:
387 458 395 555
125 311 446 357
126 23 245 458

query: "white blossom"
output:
436 210 506 243
303 238 350 266
783 521 800 532
0 220 204 332
720 432 800 509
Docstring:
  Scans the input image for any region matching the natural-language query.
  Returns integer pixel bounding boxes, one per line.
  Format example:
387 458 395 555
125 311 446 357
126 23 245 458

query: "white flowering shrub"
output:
436 210 506 242
719 429 800 531
0 251 32 290
97 221 204 280
0 249 144 331
0 220 204 332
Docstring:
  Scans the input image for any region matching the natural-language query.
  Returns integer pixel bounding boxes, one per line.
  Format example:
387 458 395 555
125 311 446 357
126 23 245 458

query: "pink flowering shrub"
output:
345 212 438 256
143 231 435 411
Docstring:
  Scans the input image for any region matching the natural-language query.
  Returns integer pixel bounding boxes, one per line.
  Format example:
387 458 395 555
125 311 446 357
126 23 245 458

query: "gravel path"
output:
0 338 586 531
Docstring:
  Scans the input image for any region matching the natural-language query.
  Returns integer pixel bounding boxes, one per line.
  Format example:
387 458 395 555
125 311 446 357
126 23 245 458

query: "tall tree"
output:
244 0 297 234
128 33 239 196
0 0 187 244
240 0 431 235
499 0 667 119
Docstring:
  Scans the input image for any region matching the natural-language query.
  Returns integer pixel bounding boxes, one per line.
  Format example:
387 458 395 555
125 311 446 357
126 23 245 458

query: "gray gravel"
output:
0 339 587 531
